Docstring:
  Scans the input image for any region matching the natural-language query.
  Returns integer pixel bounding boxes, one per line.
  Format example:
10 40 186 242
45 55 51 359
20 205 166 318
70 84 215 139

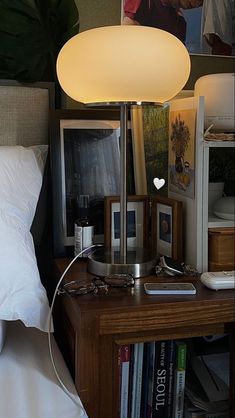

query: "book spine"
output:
127 345 134 417
130 343 144 418
173 341 187 418
135 342 144 418
152 340 168 418
166 340 176 418
119 345 131 418
141 342 151 418
146 341 156 418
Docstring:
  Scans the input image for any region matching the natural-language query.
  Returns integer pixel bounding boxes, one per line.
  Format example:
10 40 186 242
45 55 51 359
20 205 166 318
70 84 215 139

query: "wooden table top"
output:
54 258 235 336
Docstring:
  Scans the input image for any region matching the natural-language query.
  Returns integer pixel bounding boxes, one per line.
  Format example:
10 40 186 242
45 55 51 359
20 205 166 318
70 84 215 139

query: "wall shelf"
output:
208 215 234 229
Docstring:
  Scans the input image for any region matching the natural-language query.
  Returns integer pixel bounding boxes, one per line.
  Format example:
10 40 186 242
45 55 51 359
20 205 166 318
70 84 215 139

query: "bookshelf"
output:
53 258 235 418
168 96 235 273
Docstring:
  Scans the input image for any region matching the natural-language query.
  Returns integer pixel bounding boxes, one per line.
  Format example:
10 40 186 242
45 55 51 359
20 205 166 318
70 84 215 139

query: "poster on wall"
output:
142 106 169 196
130 105 169 196
168 108 197 199
120 0 234 57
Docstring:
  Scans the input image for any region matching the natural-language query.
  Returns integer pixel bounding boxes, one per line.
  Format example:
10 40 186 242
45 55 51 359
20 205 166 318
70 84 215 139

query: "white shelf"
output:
208 214 235 228
203 140 235 148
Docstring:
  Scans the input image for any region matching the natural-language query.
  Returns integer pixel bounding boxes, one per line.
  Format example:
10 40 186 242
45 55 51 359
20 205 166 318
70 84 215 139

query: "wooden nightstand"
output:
53 258 235 418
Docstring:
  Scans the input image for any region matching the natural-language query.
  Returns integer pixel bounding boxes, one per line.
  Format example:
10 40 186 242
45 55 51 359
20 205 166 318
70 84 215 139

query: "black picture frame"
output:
50 109 135 256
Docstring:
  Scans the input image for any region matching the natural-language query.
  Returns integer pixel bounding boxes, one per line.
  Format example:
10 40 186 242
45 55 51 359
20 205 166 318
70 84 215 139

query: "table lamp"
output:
56 25 190 278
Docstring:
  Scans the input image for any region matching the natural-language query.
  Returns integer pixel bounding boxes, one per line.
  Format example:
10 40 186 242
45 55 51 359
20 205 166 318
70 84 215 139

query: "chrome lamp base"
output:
88 247 156 278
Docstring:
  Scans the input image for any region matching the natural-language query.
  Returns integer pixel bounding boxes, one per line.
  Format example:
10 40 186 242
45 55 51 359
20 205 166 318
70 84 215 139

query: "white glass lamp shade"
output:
57 25 191 104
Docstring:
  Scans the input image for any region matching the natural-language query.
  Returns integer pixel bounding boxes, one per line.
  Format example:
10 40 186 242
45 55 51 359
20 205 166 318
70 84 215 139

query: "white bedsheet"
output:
0 321 88 418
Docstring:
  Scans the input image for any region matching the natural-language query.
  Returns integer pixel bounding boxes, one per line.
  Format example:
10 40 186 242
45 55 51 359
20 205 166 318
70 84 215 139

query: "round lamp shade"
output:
57 25 191 105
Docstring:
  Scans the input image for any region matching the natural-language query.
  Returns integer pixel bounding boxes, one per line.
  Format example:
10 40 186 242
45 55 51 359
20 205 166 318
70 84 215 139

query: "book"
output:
173 340 187 418
151 339 176 418
152 340 168 417
131 342 144 418
146 341 156 418
119 344 131 418
140 342 151 418
166 339 176 418
141 341 159 418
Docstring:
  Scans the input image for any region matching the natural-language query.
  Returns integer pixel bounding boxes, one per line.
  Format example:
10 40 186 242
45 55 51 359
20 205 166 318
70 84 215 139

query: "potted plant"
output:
0 0 79 105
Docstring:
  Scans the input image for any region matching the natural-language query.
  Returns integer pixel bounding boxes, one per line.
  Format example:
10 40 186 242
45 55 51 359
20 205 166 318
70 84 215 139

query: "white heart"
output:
153 177 165 190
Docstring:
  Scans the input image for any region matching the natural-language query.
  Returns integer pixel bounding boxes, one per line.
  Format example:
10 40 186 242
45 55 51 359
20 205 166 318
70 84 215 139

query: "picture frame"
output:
104 195 149 249
168 98 197 199
130 92 194 196
50 109 135 256
151 195 183 261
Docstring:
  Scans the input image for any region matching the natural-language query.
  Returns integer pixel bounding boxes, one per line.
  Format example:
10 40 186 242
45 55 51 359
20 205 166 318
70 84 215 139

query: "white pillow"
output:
0 320 6 352
0 145 51 332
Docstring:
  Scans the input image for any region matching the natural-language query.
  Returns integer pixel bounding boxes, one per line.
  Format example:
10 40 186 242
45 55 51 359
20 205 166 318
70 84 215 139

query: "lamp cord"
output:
47 244 103 410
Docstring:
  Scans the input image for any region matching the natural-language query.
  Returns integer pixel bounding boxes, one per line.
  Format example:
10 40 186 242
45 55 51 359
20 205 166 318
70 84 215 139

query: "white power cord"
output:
47 244 103 408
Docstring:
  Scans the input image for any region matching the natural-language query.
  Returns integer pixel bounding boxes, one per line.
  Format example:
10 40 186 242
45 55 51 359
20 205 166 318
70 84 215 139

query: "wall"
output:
75 0 121 32
186 54 234 90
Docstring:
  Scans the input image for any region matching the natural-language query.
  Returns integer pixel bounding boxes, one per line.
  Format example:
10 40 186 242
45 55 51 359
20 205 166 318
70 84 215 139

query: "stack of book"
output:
118 339 187 418
184 352 229 418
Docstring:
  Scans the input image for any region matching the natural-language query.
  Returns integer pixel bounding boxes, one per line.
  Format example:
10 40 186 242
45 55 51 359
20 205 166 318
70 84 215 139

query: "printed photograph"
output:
142 105 169 196
121 0 234 56
156 203 172 257
168 109 196 199
114 209 137 239
159 212 172 244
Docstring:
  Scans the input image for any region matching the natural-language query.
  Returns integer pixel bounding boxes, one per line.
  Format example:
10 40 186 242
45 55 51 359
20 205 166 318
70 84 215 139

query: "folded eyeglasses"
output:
58 273 135 296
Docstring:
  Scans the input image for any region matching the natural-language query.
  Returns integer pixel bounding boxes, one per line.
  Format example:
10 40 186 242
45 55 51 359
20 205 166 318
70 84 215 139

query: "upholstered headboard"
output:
0 80 54 146
0 80 54 246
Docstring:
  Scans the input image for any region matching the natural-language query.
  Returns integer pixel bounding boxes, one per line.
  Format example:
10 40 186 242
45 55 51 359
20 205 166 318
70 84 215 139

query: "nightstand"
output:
53 258 235 418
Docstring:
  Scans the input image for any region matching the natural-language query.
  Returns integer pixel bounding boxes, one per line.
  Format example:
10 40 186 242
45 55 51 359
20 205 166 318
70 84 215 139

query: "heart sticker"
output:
153 177 165 190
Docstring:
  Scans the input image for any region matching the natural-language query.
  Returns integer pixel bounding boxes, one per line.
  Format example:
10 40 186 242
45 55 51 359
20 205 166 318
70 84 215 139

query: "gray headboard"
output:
0 80 54 146
0 80 54 245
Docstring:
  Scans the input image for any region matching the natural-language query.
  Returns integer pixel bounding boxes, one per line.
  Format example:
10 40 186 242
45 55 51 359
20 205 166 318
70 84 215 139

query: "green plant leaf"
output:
0 0 79 82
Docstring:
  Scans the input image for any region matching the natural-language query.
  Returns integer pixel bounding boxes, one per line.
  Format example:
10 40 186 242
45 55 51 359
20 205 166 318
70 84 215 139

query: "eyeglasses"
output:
58 273 135 296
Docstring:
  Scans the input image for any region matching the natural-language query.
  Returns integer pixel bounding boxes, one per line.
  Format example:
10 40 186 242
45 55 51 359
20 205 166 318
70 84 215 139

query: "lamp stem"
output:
120 103 128 263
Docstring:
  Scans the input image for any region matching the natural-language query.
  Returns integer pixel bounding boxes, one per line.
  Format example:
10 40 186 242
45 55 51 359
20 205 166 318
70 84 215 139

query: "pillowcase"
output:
0 320 6 352
0 145 51 333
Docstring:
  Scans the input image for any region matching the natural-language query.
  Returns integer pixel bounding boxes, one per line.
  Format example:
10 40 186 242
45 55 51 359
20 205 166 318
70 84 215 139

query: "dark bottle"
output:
74 195 94 257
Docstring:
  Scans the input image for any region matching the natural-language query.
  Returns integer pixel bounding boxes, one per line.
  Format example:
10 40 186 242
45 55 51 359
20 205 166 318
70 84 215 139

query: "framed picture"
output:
104 195 149 249
50 109 135 256
168 100 197 199
151 195 183 261
130 92 194 196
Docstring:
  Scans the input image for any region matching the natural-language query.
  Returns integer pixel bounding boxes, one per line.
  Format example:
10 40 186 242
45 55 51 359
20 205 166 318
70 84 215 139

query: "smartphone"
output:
144 282 196 295
161 256 184 276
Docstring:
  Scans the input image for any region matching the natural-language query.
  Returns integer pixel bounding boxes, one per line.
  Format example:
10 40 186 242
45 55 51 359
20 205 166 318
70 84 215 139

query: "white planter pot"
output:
208 182 224 214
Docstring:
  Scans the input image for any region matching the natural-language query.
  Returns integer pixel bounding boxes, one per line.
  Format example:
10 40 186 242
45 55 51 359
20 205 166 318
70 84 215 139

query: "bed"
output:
0 80 88 418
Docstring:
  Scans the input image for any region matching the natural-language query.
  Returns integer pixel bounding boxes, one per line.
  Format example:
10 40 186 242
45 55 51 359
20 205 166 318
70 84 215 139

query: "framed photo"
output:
168 100 197 199
104 195 149 249
50 109 135 256
130 93 194 196
151 195 183 261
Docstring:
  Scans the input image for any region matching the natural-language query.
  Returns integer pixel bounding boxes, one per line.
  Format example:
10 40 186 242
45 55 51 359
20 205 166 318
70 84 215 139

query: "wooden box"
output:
208 227 235 271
